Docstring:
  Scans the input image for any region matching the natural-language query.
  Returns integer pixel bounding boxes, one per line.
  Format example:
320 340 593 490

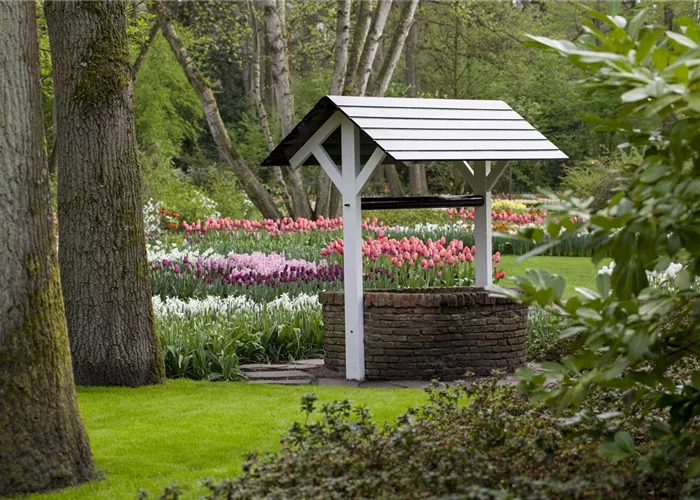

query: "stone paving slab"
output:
240 363 309 372
246 370 315 380
250 379 313 385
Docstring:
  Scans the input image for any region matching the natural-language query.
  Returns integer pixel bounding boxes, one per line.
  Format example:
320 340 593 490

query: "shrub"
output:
526 306 582 362
144 379 696 499
558 153 632 212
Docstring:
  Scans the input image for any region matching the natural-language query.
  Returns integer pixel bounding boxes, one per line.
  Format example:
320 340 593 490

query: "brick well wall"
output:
320 287 528 380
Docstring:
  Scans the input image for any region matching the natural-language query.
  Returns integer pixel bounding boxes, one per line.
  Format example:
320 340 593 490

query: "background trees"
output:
46 0 164 386
34 1 700 223
0 1 97 494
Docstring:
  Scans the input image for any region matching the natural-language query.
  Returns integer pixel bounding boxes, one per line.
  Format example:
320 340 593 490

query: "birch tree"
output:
153 2 282 220
247 0 293 215
262 0 313 219
351 0 393 96
315 0 351 218
1 1 97 493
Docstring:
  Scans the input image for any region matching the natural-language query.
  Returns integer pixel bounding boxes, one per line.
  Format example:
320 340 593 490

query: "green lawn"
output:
27 380 426 500
500 255 600 295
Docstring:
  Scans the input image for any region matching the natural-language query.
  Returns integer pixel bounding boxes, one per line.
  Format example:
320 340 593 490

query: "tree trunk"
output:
664 2 674 30
351 0 393 97
262 0 312 220
132 21 159 78
46 0 164 387
153 2 281 220
405 21 419 97
263 0 313 219
384 164 405 196
0 2 98 495
248 0 293 215
369 0 419 97
315 0 351 219
343 0 375 95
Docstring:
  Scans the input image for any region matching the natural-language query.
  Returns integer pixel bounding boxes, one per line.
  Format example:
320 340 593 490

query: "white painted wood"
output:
329 95 510 110
312 144 343 190
376 139 557 151
486 160 511 191
343 107 522 121
353 118 535 130
355 147 386 195
341 116 365 381
392 150 567 161
473 160 492 287
289 111 343 168
370 129 547 140
453 160 475 185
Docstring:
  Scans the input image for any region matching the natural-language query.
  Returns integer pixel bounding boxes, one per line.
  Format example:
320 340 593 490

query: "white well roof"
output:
261 96 567 166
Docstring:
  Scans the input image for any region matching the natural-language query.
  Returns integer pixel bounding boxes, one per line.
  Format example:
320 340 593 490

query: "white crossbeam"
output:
486 160 510 191
289 111 343 168
355 147 386 195
312 144 343 190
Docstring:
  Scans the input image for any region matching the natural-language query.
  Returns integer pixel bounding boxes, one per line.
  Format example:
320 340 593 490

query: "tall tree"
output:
351 0 392 96
262 0 313 219
0 1 97 494
45 0 164 386
153 2 281 220
315 0 352 219
247 0 293 216
343 0 374 95
405 20 428 195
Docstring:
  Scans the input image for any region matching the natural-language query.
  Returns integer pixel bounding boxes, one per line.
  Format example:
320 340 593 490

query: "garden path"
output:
240 359 550 388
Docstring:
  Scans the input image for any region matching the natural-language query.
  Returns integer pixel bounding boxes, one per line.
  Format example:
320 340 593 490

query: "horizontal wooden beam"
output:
361 195 484 211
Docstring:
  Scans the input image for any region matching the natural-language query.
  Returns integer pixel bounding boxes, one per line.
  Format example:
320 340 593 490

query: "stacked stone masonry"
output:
320 288 529 380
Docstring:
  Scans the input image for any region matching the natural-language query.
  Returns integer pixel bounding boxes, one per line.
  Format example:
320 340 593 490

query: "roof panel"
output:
260 95 567 166
376 139 559 152
392 150 568 161
342 107 523 121
369 129 547 140
328 95 510 110
353 118 535 130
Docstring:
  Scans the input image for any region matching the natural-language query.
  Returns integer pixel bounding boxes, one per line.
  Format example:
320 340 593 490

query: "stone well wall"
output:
320 288 528 381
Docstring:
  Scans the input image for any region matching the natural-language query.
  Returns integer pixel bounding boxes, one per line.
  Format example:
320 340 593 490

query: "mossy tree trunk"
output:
0 2 98 495
45 0 164 387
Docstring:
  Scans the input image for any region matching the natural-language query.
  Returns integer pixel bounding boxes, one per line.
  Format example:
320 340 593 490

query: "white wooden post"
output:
341 118 365 380
473 160 492 287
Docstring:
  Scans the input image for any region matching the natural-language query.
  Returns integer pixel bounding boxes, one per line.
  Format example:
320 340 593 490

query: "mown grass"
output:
500 255 600 296
27 380 426 500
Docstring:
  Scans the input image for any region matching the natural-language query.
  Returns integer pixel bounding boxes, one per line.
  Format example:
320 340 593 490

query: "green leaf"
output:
636 29 661 64
614 431 635 454
687 458 700 478
667 31 698 49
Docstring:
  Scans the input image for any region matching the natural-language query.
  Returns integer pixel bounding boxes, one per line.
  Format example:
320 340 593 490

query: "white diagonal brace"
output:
312 144 343 190
289 111 343 168
454 160 476 190
355 147 386 195
486 160 511 191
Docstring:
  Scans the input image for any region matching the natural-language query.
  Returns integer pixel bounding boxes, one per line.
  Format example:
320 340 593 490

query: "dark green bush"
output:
144 378 697 499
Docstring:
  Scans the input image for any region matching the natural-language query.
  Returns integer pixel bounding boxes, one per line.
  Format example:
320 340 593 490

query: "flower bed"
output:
320 288 528 380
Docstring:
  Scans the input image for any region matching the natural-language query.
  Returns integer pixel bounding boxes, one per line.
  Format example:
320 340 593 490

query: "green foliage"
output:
560 152 636 212
134 34 203 160
496 7 700 483
157 303 323 381
526 306 581 361
147 380 697 499
141 156 219 221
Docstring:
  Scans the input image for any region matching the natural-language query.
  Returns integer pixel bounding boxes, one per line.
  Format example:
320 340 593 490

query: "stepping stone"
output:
250 379 313 386
293 359 324 367
246 370 315 380
240 363 302 372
